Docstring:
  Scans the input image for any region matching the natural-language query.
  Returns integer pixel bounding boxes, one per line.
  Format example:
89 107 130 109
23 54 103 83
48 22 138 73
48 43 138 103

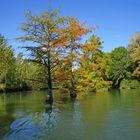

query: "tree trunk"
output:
47 70 53 102
46 53 53 104
69 51 77 99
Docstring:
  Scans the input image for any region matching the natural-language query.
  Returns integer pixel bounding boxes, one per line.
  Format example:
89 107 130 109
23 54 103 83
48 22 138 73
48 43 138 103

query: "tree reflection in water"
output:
3 102 57 140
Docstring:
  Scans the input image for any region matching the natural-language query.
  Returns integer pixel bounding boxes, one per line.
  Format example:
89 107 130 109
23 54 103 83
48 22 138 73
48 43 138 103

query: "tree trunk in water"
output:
47 74 53 103
70 60 77 99
45 52 53 114
46 55 53 104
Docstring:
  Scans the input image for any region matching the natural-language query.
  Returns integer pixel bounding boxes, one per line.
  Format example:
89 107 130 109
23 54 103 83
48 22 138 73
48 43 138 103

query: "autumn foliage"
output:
10 10 138 95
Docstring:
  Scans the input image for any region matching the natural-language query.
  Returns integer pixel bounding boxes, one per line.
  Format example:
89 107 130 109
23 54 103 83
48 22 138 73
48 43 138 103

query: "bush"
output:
0 83 6 91
120 79 140 89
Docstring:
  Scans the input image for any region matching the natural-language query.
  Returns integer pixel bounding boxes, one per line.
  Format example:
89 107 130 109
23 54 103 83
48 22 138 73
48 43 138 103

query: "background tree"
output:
0 34 15 90
128 32 140 80
109 47 131 87
76 35 110 92
14 53 47 90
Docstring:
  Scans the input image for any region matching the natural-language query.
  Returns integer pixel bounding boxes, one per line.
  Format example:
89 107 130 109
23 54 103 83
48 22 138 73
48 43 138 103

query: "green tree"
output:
128 32 140 80
76 35 110 92
109 47 130 87
14 53 47 90
0 34 15 90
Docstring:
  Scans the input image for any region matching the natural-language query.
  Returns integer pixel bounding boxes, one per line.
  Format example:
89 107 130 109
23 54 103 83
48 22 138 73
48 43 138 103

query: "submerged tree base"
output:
70 89 77 98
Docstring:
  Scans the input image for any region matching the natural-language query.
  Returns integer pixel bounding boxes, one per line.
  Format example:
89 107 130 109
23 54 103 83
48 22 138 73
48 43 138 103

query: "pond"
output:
0 89 140 140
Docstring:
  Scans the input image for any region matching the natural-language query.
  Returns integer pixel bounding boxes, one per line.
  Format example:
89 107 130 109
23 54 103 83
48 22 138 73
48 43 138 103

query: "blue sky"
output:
0 0 139 53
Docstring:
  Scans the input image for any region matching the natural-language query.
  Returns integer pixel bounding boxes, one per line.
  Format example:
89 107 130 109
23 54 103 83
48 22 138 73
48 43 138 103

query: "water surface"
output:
0 89 140 140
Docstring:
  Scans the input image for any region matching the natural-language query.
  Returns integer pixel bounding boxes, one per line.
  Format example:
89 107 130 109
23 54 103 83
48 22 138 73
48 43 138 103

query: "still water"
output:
0 89 140 140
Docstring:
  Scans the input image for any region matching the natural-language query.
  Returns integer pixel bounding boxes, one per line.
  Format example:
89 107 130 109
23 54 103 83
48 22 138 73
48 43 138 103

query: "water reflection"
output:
1 92 78 140
3 104 57 140
45 100 53 113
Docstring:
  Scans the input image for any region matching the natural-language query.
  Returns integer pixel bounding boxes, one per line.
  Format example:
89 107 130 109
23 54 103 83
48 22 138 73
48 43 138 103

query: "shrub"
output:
120 79 140 89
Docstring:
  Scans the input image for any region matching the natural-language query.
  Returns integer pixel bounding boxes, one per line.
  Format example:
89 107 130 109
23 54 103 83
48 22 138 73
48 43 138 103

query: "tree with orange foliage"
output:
54 19 92 97
18 10 92 100
64 20 91 97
